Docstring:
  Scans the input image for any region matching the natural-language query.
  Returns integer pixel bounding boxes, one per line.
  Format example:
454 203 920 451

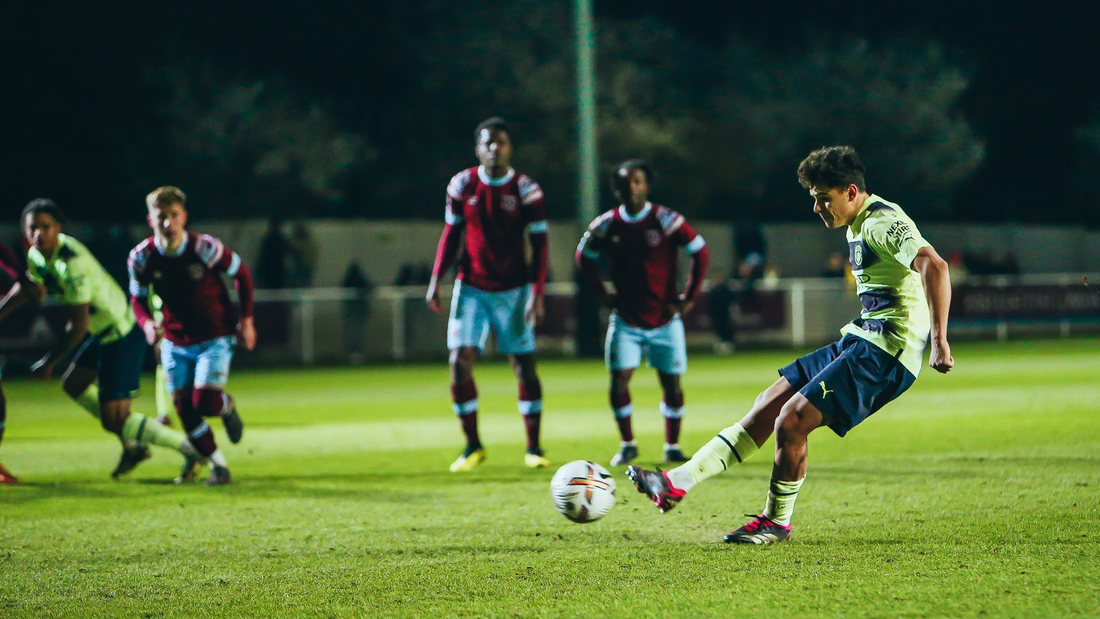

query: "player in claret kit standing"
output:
426 117 551 472
628 146 954 544
129 186 257 485
577 160 710 467
0 199 200 478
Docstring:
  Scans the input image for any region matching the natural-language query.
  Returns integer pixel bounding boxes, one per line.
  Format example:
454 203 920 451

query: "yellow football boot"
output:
449 447 487 472
524 450 551 469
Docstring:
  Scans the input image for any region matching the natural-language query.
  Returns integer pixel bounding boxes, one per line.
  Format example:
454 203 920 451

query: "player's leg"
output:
656 372 688 461
61 337 141 461
0 379 16 484
605 314 643 466
447 282 490 472
725 336 913 544
492 284 547 468
161 340 208 483
509 352 548 467
192 336 239 485
629 340 844 512
154 360 173 427
648 316 690 463
97 327 197 478
722 393 826 545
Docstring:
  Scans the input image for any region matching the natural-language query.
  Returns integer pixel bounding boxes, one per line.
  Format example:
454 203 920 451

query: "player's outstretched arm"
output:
913 246 953 373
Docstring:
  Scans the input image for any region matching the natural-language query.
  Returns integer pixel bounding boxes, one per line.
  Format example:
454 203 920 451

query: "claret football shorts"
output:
447 281 536 355
604 313 687 375
778 334 916 437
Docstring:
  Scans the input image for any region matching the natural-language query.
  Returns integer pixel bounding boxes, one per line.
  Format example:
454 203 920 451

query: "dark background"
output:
3 1 1097 226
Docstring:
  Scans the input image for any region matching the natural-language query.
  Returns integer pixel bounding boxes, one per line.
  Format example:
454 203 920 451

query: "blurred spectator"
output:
395 262 432 286
736 251 766 310
707 274 736 355
287 221 318 288
947 251 969 287
820 252 847 278
342 261 374 365
255 217 289 289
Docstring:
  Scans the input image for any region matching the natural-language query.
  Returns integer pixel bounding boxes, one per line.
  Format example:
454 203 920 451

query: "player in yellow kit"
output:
629 146 954 544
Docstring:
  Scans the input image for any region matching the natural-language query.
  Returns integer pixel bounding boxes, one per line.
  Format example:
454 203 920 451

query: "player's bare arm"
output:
131 294 162 346
524 291 545 326
428 222 462 315
32 302 91 379
913 245 953 373
238 316 257 351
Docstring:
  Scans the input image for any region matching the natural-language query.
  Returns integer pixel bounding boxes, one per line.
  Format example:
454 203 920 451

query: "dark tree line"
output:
118 0 986 222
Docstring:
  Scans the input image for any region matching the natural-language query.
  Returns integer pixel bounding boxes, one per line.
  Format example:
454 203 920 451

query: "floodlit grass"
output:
1 339 1098 618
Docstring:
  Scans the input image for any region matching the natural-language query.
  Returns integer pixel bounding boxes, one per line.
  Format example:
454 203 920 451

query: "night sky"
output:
3 1 1098 225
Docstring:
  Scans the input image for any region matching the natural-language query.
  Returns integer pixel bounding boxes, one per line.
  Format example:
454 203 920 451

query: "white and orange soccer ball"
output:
550 460 617 523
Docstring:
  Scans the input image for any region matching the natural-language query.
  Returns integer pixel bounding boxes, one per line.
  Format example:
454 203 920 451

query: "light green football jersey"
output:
27 234 136 344
840 195 931 377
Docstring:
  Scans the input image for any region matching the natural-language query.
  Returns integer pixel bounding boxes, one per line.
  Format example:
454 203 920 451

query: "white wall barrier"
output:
240 273 1100 366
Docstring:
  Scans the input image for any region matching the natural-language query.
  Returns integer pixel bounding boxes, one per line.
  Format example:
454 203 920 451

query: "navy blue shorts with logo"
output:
73 325 148 402
778 334 916 437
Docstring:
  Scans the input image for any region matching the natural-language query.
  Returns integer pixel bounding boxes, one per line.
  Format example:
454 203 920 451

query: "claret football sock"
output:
763 477 805 526
121 412 195 455
611 388 634 441
666 422 759 492
452 379 480 448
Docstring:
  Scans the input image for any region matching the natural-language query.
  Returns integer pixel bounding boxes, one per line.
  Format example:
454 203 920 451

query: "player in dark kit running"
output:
628 146 954 544
426 117 551 472
129 186 256 485
577 160 709 468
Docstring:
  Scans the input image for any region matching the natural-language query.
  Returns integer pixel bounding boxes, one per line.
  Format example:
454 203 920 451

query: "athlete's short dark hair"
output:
22 198 68 227
797 146 867 192
610 159 653 203
146 186 187 210
475 117 510 141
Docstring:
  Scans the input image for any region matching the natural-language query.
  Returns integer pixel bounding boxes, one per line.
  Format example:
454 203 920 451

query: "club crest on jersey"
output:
853 245 863 267
646 230 662 247
188 264 205 280
501 195 518 212
153 271 162 280
466 197 478 207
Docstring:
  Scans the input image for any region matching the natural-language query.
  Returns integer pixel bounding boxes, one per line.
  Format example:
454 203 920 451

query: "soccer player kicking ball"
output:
427 117 551 472
129 187 256 486
628 146 954 544
0 199 199 478
576 160 709 467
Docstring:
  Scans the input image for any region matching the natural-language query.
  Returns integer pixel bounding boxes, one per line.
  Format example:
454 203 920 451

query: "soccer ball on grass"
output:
550 460 616 523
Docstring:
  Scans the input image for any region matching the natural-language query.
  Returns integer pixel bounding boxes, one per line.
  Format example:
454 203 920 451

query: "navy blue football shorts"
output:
73 325 148 402
778 334 916 437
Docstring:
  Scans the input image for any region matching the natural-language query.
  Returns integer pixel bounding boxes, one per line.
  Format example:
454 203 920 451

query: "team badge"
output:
188 264 205 280
501 195 518 212
646 230 662 247
467 197 478 207
153 271 162 280
853 245 863 267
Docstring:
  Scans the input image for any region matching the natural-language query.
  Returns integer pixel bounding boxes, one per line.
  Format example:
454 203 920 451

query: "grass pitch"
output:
1 339 1098 618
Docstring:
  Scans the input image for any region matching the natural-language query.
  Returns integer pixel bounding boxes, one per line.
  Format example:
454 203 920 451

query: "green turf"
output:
1 339 1098 618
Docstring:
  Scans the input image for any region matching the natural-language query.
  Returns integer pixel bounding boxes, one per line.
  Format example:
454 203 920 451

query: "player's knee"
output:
776 401 813 439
